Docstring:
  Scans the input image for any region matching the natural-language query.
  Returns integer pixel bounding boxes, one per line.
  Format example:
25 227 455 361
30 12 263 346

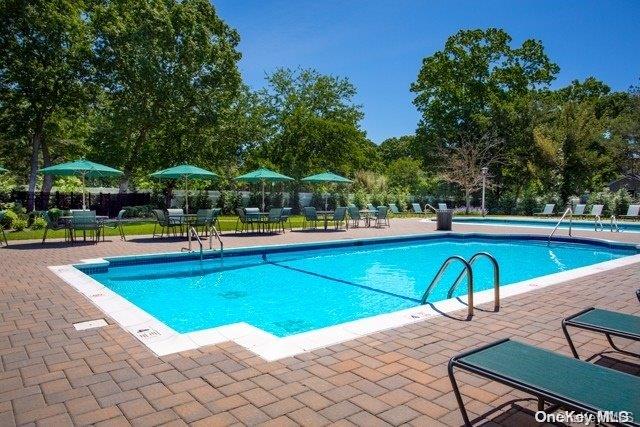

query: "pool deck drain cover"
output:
73 319 108 331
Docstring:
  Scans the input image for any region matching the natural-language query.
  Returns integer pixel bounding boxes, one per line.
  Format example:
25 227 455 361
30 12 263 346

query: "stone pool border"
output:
49 233 640 361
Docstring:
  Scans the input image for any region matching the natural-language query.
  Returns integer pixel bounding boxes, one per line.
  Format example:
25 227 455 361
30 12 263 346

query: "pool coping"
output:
49 232 640 361
452 216 640 233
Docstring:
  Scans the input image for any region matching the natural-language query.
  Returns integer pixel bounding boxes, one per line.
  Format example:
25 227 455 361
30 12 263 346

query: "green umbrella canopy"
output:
39 159 123 177
150 164 218 213
39 160 123 210
301 171 353 183
235 167 294 183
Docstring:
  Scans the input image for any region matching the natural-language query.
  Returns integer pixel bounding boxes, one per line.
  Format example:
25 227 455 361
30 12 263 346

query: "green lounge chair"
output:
438 202 447 210
302 207 319 230
573 203 586 216
534 203 555 216
620 204 640 221
448 338 640 426
583 204 603 219
411 203 424 216
388 203 400 215
562 307 640 359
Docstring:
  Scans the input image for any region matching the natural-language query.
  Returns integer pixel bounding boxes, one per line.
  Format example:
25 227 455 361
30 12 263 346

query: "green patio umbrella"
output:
150 164 218 213
39 159 123 210
235 167 294 211
301 171 353 210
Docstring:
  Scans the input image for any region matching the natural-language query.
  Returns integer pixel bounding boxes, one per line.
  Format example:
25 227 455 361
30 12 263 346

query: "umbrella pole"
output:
261 180 265 212
185 176 189 214
82 172 86 210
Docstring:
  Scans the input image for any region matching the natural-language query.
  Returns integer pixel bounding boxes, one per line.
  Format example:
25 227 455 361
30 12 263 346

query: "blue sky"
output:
214 0 640 143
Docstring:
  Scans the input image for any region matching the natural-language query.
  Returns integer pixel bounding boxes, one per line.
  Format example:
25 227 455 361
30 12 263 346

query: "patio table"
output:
60 215 109 242
317 210 335 230
359 209 377 227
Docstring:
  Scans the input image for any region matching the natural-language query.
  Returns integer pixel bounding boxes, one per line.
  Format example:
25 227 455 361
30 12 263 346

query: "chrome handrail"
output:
594 214 604 232
424 203 438 213
548 207 572 245
421 255 474 319
186 226 203 261
610 215 619 232
447 252 500 312
209 225 224 261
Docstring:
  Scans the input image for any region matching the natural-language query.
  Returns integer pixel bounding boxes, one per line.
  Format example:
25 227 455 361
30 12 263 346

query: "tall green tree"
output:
255 68 378 179
90 0 242 191
0 0 94 209
377 135 418 166
410 28 559 200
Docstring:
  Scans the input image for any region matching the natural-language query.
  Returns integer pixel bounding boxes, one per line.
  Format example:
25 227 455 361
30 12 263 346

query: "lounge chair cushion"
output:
457 340 640 415
567 308 640 338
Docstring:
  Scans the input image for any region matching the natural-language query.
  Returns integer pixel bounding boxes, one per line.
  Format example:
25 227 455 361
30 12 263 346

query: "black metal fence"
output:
1 191 152 217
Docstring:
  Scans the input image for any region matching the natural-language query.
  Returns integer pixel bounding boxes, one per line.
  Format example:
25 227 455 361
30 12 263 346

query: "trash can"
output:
436 209 454 231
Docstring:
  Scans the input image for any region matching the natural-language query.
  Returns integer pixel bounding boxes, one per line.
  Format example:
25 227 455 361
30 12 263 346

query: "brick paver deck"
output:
1 219 639 426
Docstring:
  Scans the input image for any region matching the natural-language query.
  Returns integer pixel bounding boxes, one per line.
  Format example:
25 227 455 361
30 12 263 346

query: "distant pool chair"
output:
388 203 400 215
41 211 70 244
620 204 640 221
71 210 100 243
438 203 447 210
533 203 555 217
583 204 604 220
302 206 319 230
265 208 283 233
374 206 390 227
573 203 586 217
366 203 378 213
101 209 127 241
329 207 348 230
152 209 180 238
0 211 9 246
348 206 361 228
411 203 424 217
279 207 292 232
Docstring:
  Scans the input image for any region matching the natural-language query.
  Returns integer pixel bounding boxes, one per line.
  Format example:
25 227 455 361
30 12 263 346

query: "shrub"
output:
248 191 262 208
612 189 633 216
517 190 539 216
31 217 47 230
310 191 325 210
269 191 284 209
218 191 242 214
11 218 27 231
0 210 18 229
189 191 213 212
352 190 368 208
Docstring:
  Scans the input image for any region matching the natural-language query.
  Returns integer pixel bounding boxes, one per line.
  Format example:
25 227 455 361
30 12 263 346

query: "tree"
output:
410 28 559 200
378 136 418 165
256 68 378 179
0 0 95 210
90 0 243 191
386 157 426 194
438 132 502 212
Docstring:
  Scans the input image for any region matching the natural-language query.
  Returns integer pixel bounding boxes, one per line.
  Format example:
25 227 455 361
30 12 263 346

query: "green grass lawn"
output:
4 215 312 241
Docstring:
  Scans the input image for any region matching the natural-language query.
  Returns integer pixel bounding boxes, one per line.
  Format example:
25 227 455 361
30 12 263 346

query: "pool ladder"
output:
184 225 224 262
421 252 500 319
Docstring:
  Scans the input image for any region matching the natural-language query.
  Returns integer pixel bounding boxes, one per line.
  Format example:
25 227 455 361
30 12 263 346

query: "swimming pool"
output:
65 234 637 342
453 216 640 232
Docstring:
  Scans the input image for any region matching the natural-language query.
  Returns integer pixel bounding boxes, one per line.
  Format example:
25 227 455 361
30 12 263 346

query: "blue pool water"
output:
453 217 640 232
83 236 638 337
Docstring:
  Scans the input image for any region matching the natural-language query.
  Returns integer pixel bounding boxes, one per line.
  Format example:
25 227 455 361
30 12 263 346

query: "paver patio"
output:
1 218 639 426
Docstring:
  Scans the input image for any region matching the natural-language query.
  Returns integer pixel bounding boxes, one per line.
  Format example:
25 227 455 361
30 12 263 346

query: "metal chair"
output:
302 207 318 230
374 206 390 227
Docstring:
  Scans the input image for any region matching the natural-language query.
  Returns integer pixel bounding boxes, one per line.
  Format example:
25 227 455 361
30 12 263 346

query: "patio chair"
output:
101 209 127 241
374 206 390 227
620 204 640 220
265 208 283 233
348 206 361 228
411 203 424 216
71 210 100 243
533 203 555 216
152 209 180 238
210 208 221 231
302 206 319 230
583 204 604 219
573 203 586 216
328 207 348 230
194 209 213 236
448 338 640 427
166 208 184 230
562 307 639 360
279 207 292 232
244 207 262 232
438 203 447 210
41 211 69 244
0 211 8 246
